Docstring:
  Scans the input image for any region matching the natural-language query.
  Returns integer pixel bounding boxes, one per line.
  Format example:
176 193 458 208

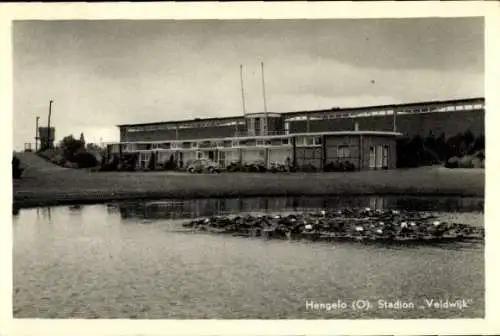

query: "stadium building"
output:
106 97 485 171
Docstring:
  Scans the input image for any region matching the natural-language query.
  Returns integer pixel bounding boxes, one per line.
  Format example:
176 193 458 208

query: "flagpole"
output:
261 61 268 135
240 64 247 116
239 64 247 136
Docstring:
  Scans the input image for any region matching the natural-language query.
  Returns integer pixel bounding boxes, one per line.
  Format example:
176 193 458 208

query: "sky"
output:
12 18 484 150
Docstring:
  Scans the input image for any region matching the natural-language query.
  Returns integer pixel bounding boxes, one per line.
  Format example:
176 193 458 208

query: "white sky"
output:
12 18 484 149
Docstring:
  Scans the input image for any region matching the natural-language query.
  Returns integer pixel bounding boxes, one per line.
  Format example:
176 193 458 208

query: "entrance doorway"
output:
218 151 226 168
208 150 215 161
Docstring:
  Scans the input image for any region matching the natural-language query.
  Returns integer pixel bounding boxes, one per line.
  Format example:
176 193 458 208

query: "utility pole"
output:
35 116 40 151
47 99 54 149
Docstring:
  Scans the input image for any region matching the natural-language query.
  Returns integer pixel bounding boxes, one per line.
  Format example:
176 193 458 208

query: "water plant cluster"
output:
182 208 484 243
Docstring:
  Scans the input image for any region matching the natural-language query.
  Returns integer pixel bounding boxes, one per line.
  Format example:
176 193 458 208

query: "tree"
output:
463 129 475 149
446 133 467 159
59 135 85 161
79 133 86 147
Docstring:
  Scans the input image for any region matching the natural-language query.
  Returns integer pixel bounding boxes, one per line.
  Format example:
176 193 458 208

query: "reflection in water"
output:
111 195 484 221
68 205 83 212
41 207 52 222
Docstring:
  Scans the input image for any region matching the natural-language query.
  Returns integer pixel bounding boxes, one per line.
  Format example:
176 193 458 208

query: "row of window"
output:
295 136 322 146
119 138 291 151
126 120 243 133
124 102 484 134
331 144 389 168
286 102 484 122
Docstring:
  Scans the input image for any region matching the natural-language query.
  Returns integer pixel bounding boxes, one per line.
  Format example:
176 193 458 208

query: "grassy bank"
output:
13 153 484 208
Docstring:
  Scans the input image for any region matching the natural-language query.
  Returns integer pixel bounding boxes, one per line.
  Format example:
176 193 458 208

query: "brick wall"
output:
121 125 240 142
324 135 361 168
289 110 484 139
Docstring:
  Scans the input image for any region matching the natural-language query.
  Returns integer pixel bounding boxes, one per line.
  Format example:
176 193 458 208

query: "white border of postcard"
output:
1 2 499 335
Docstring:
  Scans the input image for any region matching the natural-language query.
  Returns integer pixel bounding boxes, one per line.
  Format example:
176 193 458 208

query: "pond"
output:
13 195 484 319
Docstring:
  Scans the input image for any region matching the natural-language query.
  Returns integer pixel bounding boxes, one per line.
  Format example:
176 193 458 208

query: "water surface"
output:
13 195 484 319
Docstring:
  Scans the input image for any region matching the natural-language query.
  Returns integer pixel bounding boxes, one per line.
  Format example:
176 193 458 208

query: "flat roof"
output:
116 96 484 128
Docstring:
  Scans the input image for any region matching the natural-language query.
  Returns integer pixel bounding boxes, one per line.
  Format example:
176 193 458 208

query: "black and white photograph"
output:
3 2 500 336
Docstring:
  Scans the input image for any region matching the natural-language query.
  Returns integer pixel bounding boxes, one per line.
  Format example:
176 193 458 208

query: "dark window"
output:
158 143 171 149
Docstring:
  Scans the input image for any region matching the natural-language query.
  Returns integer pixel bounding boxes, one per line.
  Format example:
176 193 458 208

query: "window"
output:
296 136 307 146
282 138 289 145
337 145 350 160
198 141 212 149
256 140 264 146
376 145 383 168
382 145 389 169
158 143 171 149
314 137 322 145
241 139 256 147
369 146 376 168
127 127 145 133
181 142 191 149
254 118 261 135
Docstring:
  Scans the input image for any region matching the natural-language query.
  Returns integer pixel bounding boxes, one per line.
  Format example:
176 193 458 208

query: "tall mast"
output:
239 64 247 135
261 61 268 135
240 64 247 116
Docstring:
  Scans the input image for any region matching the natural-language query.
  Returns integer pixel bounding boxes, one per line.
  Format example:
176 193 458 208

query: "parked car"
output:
187 159 221 173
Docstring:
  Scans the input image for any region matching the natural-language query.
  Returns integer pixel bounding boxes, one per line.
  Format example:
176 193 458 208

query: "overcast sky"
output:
13 18 483 149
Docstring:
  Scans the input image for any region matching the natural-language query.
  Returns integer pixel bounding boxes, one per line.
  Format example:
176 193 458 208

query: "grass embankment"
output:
13 152 484 208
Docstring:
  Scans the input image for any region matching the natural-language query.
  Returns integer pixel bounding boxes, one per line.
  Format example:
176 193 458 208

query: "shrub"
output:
324 160 356 172
227 161 244 172
73 151 99 168
120 153 138 171
51 154 66 165
63 161 79 169
163 154 177 171
458 156 474 168
12 156 23 179
343 161 356 172
445 156 459 169
299 163 317 172
100 155 120 171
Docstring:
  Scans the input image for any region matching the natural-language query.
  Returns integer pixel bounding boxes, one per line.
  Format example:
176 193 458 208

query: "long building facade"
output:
107 97 484 171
